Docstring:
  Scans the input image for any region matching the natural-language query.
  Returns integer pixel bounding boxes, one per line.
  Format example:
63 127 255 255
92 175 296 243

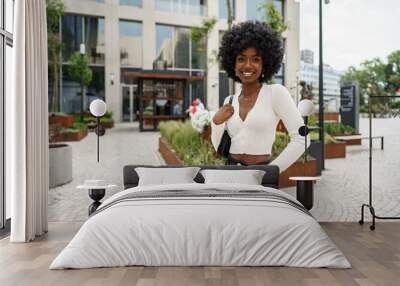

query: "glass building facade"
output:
155 24 205 70
247 0 284 22
119 0 142 7
219 0 235 20
56 0 299 121
60 14 106 113
119 20 142 67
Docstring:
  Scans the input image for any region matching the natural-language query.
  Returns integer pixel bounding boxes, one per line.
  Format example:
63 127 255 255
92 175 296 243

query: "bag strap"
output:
224 96 234 133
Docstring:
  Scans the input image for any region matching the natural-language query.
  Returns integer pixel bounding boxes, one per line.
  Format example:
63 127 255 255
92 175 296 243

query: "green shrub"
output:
308 114 318 126
359 105 369 113
389 101 400 109
103 111 113 119
81 115 113 124
159 121 224 165
324 122 355 135
60 121 87 133
271 132 289 159
160 122 321 164
49 111 69 117
310 132 338 144
71 122 87 130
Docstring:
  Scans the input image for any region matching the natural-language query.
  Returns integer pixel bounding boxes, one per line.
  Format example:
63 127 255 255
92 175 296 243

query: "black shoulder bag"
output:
217 96 234 158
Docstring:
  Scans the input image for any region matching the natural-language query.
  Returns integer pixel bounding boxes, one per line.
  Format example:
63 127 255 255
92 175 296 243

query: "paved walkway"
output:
48 118 400 222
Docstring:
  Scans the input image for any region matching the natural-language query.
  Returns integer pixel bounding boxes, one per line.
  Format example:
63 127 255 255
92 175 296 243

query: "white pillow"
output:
135 167 200 186
200 169 266 185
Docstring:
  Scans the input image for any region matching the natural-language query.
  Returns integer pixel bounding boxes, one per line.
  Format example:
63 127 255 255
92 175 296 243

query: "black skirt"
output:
227 154 270 166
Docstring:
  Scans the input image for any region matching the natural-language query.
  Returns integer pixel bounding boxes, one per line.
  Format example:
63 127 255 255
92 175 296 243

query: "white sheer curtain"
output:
9 0 49 242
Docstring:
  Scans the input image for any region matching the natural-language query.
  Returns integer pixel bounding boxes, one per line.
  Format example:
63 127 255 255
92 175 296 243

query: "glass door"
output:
121 84 137 122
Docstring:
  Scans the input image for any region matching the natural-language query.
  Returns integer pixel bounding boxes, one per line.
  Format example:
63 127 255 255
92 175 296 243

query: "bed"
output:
50 165 350 269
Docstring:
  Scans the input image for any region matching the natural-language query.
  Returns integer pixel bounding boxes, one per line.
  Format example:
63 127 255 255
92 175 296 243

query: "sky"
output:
299 0 400 72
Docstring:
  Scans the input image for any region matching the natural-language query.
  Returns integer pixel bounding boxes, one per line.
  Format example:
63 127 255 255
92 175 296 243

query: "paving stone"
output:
48 118 400 223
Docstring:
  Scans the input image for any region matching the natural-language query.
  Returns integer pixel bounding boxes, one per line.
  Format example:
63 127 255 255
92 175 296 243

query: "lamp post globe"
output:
298 99 315 117
90 99 107 117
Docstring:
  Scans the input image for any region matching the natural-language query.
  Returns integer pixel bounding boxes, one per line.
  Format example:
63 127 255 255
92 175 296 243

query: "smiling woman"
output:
211 21 309 172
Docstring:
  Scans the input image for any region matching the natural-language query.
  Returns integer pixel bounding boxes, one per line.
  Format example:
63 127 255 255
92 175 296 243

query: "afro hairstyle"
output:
218 21 284 83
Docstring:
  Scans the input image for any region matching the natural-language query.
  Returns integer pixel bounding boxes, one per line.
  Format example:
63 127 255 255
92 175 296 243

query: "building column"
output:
142 0 156 69
284 0 300 101
105 0 121 122
206 0 220 110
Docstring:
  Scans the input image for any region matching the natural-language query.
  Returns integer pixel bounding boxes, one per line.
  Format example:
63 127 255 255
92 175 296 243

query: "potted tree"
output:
68 51 93 122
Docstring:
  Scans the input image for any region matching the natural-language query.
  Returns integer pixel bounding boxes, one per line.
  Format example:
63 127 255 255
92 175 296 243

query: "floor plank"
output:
1 222 400 286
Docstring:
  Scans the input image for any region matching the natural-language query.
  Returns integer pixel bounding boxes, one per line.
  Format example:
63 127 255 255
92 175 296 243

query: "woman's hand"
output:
212 103 234 125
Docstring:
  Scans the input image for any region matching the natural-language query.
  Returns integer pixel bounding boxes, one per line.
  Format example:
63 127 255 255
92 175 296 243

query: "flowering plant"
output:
187 99 214 133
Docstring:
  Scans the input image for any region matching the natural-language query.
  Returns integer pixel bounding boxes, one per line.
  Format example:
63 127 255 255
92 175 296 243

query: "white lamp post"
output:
89 99 107 162
298 99 315 163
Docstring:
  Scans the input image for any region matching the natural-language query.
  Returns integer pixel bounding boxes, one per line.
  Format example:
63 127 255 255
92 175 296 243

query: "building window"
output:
60 66 105 113
1 0 14 230
119 20 142 67
62 14 105 65
247 0 284 22
155 24 205 71
273 38 285 85
219 0 235 20
273 64 284 85
81 0 105 3
273 0 284 16
119 0 142 7
60 14 105 113
155 0 207 16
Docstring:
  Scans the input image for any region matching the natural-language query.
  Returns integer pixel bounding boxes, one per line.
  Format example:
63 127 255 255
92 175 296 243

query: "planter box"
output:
49 144 72 188
325 142 346 158
49 115 75 128
159 138 184 165
276 120 288 133
61 128 88 142
279 159 317 188
101 121 114 129
313 112 340 122
159 137 317 188
333 134 362 145
325 112 340 122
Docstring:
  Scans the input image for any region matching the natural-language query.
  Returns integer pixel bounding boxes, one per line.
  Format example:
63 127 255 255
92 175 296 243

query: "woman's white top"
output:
211 84 309 173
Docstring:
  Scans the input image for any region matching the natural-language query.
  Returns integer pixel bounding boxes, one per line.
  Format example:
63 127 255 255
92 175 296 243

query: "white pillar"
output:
284 0 300 100
142 0 156 69
104 0 121 122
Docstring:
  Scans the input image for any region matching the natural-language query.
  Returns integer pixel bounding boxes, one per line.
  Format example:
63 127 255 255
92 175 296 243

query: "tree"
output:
341 50 400 116
257 2 288 35
386 50 400 94
47 0 65 112
226 0 233 31
68 52 93 121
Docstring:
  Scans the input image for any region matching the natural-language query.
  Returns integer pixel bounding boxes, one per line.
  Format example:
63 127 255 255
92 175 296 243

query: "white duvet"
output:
50 183 351 269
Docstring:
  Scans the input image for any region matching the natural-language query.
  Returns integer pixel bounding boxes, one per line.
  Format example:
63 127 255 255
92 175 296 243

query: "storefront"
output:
121 70 204 131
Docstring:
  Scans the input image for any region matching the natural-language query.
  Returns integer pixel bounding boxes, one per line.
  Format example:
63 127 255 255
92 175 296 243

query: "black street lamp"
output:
80 43 85 123
295 0 329 170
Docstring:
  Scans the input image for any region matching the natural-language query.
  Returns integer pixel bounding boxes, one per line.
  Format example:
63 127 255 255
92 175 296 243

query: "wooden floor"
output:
1 222 399 286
